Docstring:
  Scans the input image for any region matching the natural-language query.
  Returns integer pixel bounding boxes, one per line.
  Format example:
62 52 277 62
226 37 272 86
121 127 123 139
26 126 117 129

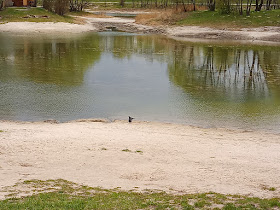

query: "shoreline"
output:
0 17 280 44
1 117 278 135
0 119 279 199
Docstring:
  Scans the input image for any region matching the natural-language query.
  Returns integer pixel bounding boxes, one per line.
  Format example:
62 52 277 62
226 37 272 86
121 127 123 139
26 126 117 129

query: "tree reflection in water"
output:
0 33 102 85
0 33 280 129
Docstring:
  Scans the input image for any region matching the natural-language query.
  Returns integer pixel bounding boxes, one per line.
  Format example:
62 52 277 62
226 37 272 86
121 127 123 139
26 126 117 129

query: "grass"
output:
135 8 280 28
0 179 279 209
261 185 277 192
121 148 132 152
0 7 73 23
0 130 3 132
178 9 280 28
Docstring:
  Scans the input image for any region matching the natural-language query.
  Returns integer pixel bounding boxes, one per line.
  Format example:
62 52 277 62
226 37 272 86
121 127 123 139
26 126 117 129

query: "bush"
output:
216 0 231 14
43 0 69 15
54 0 69 15
43 0 54 12
69 0 85 12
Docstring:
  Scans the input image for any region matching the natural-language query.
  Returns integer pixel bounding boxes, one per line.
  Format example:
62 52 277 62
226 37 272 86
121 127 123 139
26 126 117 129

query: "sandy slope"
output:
0 120 279 199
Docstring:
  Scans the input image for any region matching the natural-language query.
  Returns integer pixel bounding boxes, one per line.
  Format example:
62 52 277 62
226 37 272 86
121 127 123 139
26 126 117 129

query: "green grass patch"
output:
178 9 280 28
0 179 279 209
122 148 132 152
0 130 3 132
262 185 277 192
0 7 73 23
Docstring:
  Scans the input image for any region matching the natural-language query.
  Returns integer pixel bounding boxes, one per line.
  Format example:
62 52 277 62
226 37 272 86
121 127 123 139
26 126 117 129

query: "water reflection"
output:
169 45 280 100
0 32 280 131
0 34 101 85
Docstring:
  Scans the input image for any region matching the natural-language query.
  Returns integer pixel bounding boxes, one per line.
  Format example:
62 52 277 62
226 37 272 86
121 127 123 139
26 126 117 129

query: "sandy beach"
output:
0 120 279 199
0 16 280 43
0 22 96 34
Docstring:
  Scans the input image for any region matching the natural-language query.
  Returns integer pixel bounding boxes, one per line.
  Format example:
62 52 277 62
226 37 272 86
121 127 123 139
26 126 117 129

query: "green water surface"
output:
0 32 280 132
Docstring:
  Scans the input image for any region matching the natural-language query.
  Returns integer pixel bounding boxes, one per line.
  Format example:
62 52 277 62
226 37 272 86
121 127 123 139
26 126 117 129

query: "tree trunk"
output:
246 0 253 15
240 0 243 14
266 0 271 9
182 0 187 11
256 0 263 10
208 0 215 11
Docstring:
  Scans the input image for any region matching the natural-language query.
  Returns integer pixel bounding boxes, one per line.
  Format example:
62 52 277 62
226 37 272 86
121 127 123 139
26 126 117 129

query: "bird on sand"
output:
128 116 134 123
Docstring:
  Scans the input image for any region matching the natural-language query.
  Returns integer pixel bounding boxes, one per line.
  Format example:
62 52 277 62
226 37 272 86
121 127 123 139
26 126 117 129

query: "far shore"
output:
0 119 279 199
0 15 280 44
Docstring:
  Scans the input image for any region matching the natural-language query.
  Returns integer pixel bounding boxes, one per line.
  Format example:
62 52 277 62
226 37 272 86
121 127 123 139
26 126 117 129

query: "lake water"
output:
0 32 280 132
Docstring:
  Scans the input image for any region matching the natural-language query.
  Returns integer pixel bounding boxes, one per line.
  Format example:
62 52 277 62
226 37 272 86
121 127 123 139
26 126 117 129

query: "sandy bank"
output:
1 17 279 43
0 22 96 34
82 15 280 43
166 26 280 43
0 120 279 199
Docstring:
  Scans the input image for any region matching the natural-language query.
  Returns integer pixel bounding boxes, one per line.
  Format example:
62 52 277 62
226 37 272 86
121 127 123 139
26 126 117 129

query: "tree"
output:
0 0 4 10
246 0 253 15
208 0 216 11
255 0 263 11
54 0 69 15
69 0 85 11
216 0 231 14
120 0 125 7
43 0 69 15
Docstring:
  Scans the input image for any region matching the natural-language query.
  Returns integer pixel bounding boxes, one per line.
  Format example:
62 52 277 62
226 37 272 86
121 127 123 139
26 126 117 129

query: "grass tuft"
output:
122 149 132 152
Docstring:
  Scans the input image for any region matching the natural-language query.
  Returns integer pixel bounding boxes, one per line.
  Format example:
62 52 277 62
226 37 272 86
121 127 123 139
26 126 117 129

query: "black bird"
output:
128 116 134 123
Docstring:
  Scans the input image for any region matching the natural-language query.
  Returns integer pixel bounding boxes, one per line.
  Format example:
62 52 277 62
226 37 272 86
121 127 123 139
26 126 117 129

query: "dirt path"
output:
0 120 280 199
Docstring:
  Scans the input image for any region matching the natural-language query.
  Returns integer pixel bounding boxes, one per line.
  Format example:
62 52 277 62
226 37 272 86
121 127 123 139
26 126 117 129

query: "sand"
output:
166 26 280 43
0 17 279 43
0 120 279 199
0 22 96 34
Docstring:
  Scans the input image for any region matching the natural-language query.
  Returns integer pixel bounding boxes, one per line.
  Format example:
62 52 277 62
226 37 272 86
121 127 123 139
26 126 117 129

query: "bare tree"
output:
255 0 263 10
70 0 85 11
246 0 253 15
208 0 216 11
266 0 272 9
0 0 3 10
120 0 125 7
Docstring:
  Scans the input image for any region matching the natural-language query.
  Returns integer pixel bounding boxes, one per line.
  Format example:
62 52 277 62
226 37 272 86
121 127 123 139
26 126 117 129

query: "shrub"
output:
216 0 231 14
43 0 69 15
54 0 69 15
69 0 85 12
43 0 54 12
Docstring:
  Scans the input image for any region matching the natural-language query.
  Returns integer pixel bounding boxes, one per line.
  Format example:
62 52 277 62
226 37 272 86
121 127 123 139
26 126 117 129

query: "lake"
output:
0 32 280 132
